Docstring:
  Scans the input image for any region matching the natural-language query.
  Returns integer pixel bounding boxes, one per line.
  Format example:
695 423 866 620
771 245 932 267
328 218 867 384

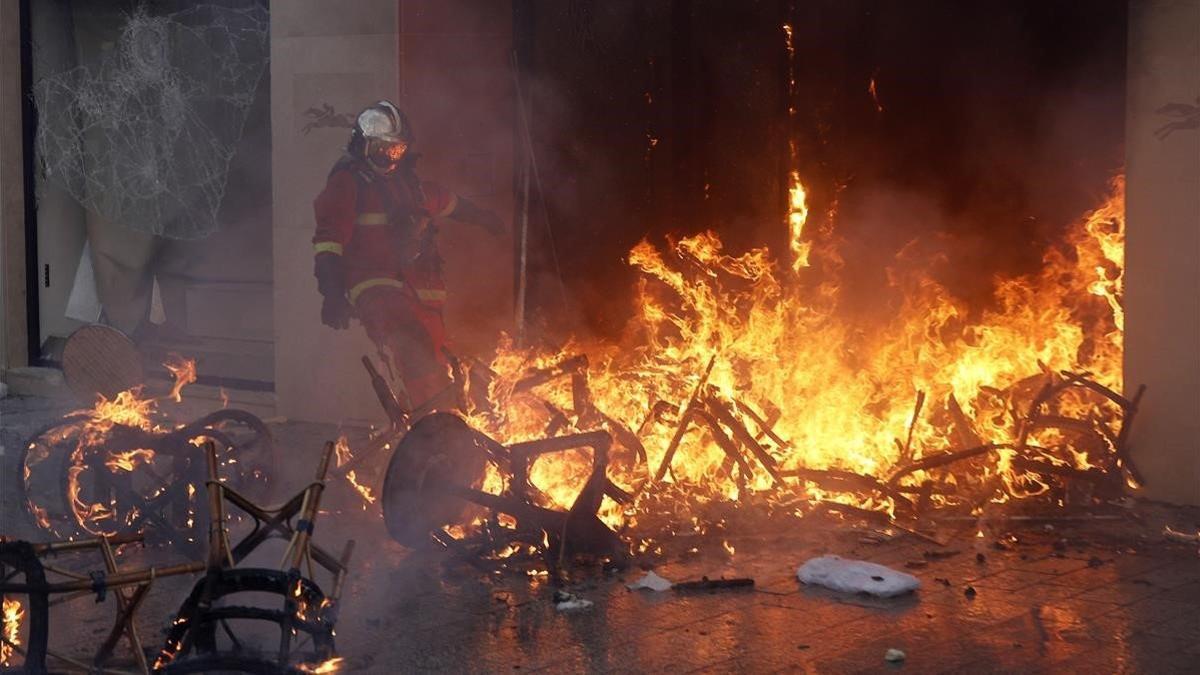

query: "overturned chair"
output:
155 441 353 674
381 412 631 568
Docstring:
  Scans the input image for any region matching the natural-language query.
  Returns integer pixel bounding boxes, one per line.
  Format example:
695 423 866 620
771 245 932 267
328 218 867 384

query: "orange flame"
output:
1 597 22 666
869 75 884 113
787 171 811 270
164 354 197 403
298 657 345 674
345 470 376 508
333 436 352 468
104 448 156 473
469 173 1125 525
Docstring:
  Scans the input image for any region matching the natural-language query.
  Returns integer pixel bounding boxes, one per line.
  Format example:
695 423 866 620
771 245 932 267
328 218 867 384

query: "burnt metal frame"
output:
0 534 206 675
425 427 631 564
155 441 354 674
336 350 647 492
19 409 276 542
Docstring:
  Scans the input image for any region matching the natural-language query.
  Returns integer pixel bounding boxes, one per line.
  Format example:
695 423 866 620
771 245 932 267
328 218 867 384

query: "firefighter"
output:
312 101 502 409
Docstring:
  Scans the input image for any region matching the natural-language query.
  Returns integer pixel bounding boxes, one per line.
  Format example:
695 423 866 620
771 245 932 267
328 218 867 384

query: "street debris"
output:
554 590 594 611
627 571 673 592
797 555 920 597
1163 526 1200 544
885 648 906 662
674 576 755 592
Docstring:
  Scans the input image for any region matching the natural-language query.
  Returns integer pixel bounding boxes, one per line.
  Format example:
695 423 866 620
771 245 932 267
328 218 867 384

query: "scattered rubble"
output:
674 576 755 592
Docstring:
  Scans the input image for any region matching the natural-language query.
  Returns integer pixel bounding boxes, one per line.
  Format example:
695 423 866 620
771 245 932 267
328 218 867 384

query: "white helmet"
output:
353 101 413 173
355 100 411 143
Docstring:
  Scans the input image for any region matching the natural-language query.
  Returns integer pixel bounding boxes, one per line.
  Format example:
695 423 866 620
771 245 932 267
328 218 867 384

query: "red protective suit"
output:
312 156 458 408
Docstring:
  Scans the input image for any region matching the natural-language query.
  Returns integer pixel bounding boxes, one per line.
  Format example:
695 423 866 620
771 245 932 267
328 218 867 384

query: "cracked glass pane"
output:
33 3 269 240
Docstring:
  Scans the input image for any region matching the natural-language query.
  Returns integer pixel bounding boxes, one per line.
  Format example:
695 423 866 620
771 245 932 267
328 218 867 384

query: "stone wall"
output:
1125 0 1200 505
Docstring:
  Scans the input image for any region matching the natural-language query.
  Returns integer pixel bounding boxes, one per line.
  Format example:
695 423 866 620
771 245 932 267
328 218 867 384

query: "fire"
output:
334 436 377 508
345 471 376 507
787 171 811 270
334 436 352 468
84 388 157 437
164 354 197 403
32 355 202 536
1 597 22 666
868 74 884 113
298 657 345 673
470 173 1126 526
63 388 163 534
105 448 156 473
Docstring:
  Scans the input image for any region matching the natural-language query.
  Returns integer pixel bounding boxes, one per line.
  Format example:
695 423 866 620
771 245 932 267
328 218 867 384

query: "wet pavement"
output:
2 393 1199 673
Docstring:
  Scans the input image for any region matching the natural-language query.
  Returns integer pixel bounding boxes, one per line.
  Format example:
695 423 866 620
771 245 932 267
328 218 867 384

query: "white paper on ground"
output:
65 241 102 323
797 554 921 597
554 591 593 611
626 571 672 592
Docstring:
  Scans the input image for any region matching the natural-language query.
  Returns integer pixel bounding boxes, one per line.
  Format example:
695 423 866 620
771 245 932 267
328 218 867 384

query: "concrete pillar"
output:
271 1 401 425
1125 0 1200 505
272 1 513 425
0 0 28 373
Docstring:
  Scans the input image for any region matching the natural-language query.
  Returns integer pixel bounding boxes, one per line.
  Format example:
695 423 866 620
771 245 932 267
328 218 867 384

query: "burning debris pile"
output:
2 441 352 675
362 175 1134 564
19 357 276 543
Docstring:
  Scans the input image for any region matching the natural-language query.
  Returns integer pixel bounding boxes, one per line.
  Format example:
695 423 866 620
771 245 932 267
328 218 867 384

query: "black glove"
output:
314 252 352 329
321 294 354 330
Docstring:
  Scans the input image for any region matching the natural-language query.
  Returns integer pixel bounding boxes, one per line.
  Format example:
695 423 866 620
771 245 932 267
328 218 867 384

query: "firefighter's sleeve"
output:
433 182 503 235
312 170 358 299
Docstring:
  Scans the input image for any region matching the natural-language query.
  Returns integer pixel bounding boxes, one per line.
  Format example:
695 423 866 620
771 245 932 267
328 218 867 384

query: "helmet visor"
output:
367 139 408 171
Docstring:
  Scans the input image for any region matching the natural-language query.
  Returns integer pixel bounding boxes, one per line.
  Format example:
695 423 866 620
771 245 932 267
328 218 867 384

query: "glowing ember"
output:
345 470 376 508
164 354 198 403
298 657 345 673
1 597 22 666
869 74 884 113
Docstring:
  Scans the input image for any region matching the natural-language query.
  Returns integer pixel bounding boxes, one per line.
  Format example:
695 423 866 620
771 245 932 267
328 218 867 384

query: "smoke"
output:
510 0 1128 346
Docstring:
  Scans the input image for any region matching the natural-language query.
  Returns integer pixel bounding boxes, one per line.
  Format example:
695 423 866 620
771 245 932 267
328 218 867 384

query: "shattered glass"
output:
33 3 269 240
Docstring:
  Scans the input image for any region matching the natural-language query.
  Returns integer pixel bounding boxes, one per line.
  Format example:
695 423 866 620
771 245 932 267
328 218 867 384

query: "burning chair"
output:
0 534 206 674
381 412 630 568
154 442 353 674
1 439 353 675
19 392 276 545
